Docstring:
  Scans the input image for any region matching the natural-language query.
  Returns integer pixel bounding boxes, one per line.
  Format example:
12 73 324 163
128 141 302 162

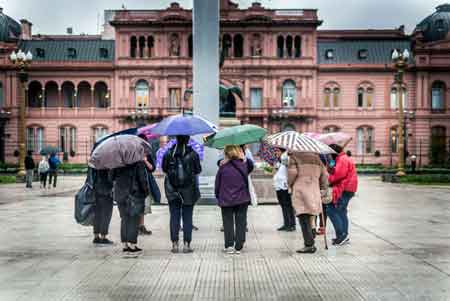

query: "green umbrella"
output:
204 124 267 149
40 145 59 155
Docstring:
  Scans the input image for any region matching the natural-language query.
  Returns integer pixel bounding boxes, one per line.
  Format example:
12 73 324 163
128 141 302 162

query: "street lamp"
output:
391 49 409 176
9 49 33 179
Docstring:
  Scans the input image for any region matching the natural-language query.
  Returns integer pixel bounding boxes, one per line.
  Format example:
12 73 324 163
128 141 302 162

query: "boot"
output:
183 242 194 253
296 246 317 254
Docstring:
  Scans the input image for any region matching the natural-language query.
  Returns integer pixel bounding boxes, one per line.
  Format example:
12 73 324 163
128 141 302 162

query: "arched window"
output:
26 126 44 153
222 34 232 58
356 83 374 108
294 36 301 58
277 36 284 58
323 82 340 108
233 34 244 58
44 81 58 107
77 81 91 108
59 125 77 155
148 36 154 57
282 80 296 108
91 125 108 145
323 126 340 133
62 82 76 108
286 35 293 58
430 126 447 164
0 82 3 107
188 35 193 58
139 36 146 58
390 85 408 109
28 81 43 108
94 82 109 108
390 126 399 153
356 126 374 155
282 123 296 132
431 81 446 111
135 80 149 109
130 36 137 58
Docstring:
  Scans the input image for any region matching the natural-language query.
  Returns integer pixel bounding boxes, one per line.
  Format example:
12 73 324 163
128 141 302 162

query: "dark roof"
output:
317 40 411 65
415 4 450 42
0 10 21 42
18 39 115 62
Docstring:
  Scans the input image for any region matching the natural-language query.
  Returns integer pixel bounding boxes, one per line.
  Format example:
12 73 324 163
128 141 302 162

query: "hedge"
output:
0 175 16 184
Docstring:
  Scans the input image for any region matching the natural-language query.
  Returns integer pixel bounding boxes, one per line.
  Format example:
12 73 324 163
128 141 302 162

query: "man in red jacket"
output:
326 144 358 246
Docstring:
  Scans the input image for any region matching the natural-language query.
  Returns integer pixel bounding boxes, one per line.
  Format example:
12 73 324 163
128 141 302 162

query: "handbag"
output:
125 165 145 217
74 169 96 226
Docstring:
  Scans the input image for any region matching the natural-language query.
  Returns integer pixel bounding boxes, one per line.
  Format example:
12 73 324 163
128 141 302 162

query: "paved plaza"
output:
0 177 449 300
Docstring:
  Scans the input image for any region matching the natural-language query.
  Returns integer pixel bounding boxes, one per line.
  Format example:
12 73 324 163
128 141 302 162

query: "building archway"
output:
28 81 43 107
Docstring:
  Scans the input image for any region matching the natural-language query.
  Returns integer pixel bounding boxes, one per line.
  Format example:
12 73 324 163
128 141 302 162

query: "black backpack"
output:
167 146 193 189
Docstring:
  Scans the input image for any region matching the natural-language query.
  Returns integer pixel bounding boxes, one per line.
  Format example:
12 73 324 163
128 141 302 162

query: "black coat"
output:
93 169 113 197
162 145 202 205
25 156 35 170
112 161 150 205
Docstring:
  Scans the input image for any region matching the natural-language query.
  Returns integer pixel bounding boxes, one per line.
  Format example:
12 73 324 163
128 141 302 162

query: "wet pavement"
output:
0 177 449 300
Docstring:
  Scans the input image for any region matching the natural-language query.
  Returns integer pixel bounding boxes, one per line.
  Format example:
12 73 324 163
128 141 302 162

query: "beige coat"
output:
288 152 329 216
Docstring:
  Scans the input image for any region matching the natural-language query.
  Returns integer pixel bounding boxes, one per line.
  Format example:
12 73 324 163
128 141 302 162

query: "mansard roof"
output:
18 39 115 62
317 39 411 65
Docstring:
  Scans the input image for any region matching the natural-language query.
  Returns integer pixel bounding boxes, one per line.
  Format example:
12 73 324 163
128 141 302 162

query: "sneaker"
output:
138 225 152 235
296 246 317 254
99 238 114 245
332 238 337 245
183 243 194 253
171 242 179 254
129 246 143 254
277 226 288 231
338 236 350 246
122 247 133 258
234 249 241 255
285 226 296 232
220 226 224 232
223 247 234 254
193 225 199 231
93 237 102 244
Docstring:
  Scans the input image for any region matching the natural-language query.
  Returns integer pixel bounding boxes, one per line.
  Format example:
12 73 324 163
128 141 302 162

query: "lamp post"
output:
9 49 33 179
391 49 409 176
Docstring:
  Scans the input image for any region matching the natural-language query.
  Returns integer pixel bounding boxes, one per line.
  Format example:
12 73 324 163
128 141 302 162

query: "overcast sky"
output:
1 0 444 35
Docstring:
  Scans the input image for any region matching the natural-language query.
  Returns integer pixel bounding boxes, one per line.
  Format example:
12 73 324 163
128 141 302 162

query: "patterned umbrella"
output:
137 123 161 140
304 132 352 148
156 139 204 169
258 141 279 166
265 131 335 154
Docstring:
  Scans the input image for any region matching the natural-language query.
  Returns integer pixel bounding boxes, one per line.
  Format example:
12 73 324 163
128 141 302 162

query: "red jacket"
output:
328 152 358 204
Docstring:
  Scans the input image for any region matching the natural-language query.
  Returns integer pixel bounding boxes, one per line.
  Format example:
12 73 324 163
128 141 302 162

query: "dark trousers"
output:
118 204 140 244
298 214 315 247
48 170 57 187
93 194 113 236
39 172 48 188
25 170 33 188
221 203 249 251
276 189 296 228
169 199 194 243
326 191 354 240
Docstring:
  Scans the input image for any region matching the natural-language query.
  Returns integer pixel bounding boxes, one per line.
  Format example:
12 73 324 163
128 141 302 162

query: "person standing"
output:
162 135 202 254
274 147 296 232
38 155 50 189
410 154 417 173
48 153 61 188
288 152 328 254
326 144 358 246
112 160 150 256
24 151 35 188
92 169 114 245
215 145 253 254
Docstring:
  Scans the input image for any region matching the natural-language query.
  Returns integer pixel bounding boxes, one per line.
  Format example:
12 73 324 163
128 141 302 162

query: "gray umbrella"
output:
88 134 151 170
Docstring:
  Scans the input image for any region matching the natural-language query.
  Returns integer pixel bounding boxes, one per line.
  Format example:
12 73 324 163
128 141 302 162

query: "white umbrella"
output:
265 131 335 154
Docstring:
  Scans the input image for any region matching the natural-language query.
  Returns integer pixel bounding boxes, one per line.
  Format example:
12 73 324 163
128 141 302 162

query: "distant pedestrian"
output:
326 144 358 246
92 169 114 245
38 155 49 189
288 152 328 254
48 153 61 188
410 154 417 173
273 147 296 232
24 150 35 188
215 145 253 254
162 135 202 254
112 160 150 257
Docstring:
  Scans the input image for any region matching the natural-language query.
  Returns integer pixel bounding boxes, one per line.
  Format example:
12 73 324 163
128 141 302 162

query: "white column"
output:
193 0 219 178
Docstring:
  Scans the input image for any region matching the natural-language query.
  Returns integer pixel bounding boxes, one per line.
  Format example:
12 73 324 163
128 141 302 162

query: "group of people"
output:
24 151 60 189
273 144 358 253
87 133 357 257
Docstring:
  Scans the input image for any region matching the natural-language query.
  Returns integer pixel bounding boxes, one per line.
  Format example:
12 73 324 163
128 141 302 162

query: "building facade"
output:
0 1 449 166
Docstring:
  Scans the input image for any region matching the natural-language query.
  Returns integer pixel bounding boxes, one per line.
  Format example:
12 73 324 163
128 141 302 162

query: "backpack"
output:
49 156 60 170
167 145 193 189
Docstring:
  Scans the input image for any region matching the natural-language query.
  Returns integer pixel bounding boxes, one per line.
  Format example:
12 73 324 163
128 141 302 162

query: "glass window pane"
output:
37 128 44 153
60 128 66 153
70 128 76 153
27 128 35 152
357 128 364 154
135 80 149 108
250 88 262 109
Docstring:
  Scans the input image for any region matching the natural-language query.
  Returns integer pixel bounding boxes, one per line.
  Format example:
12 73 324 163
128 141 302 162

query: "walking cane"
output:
321 211 328 250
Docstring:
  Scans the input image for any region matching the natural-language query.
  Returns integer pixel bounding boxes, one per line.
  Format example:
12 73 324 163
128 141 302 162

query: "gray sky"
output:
1 0 444 35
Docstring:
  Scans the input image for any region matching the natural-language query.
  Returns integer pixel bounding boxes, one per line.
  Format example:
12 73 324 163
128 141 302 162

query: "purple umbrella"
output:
149 114 218 136
156 139 204 169
137 123 160 140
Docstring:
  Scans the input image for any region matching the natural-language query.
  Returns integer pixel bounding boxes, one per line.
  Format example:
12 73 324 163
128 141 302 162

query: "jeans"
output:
118 204 140 244
169 199 194 243
48 170 57 187
298 214 314 247
93 194 113 236
276 190 296 228
221 203 248 251
25 170 33 188
326 191 354 240
39 172 48 188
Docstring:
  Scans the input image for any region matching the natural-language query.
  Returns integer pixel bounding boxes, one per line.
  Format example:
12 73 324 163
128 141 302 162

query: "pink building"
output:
0 1 449 166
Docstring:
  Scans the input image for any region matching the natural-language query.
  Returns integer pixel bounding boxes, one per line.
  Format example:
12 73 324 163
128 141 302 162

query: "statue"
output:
251 34 263 56
169 34 180 56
